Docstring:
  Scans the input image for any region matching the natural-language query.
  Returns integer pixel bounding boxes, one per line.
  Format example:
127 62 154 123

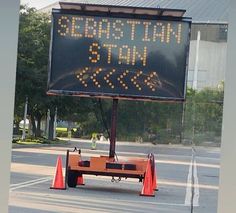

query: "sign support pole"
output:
109 99 118 158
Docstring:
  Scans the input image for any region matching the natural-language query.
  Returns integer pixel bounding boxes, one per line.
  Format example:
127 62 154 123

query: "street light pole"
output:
193 31 201 90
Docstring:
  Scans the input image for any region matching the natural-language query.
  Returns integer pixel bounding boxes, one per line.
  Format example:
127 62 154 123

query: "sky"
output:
20 0 58 9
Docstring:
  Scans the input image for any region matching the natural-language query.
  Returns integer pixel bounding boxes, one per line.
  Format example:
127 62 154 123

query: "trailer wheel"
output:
67 170 77 187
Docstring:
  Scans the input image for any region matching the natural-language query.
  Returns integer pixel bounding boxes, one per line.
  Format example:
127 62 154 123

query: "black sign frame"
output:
47 8 191 102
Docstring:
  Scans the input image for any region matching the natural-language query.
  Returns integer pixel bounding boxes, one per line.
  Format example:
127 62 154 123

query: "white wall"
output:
0 1 20 212
188 40 227 89
218 0 236 211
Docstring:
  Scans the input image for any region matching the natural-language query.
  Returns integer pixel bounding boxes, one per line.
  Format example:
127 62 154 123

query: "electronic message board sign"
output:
47 8 191 101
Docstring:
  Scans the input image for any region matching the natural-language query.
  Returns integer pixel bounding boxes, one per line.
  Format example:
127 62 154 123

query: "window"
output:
219 25 228 41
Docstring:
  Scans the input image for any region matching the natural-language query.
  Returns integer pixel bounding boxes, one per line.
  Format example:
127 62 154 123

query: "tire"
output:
67 170 77 187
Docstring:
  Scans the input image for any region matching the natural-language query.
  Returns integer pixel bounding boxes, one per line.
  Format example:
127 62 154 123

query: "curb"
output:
12 142 69 149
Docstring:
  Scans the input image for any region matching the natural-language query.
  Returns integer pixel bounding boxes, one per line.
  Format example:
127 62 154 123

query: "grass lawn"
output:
13 137 67 145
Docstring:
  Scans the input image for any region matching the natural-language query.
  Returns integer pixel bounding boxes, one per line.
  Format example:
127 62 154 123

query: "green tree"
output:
15 5 51 137
183 87 224 144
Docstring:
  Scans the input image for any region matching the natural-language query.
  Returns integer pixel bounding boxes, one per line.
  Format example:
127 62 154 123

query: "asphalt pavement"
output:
9 139 220 213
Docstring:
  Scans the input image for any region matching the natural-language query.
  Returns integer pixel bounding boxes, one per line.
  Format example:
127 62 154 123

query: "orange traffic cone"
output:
50 156 66 190
140 159 155 197
153 165 158 191
77 175 85 186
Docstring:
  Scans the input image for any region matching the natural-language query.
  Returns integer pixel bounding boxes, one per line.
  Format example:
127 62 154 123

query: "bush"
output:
12 139 18 143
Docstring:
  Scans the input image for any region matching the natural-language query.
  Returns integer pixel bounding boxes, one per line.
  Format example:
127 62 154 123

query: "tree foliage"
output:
15 6 81 137
15 5 51 136
183 87 224 144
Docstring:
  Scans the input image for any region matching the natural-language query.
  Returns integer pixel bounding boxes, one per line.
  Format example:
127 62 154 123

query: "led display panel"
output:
47 9 191 101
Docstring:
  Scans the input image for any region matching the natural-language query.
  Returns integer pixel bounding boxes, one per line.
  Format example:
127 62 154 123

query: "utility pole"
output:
22 96 28 140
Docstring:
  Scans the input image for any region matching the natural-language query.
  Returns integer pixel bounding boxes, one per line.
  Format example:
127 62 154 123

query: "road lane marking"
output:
159 180 218 190
11 163 55 176
184 152 200 207
10 177 50 187
10 177 51 192
193 159 200 206
12 153 44 159
10 191 188 211
156 159 220 168
185 159 193 206
11 155 27 159
83 175 218 190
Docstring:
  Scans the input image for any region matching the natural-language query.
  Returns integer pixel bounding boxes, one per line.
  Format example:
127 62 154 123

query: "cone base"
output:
50 187 66 190
140 193 155 197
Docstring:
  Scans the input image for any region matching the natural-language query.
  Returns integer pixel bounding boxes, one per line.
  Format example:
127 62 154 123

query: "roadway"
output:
9 139 220 213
